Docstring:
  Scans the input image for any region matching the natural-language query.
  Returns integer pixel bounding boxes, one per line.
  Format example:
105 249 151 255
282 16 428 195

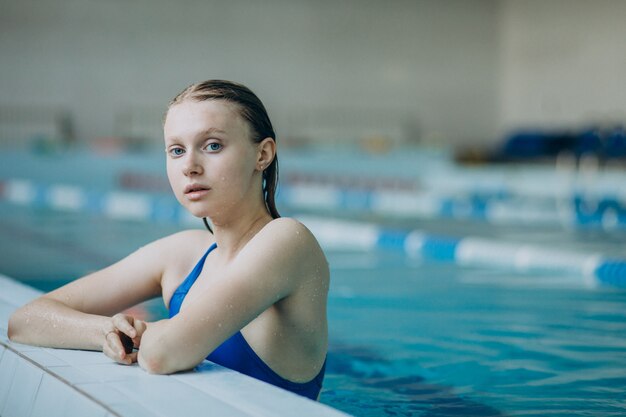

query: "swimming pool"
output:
4 203 626 416
2 149 626 416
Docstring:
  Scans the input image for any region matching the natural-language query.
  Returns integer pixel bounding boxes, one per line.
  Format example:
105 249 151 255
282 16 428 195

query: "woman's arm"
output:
7 231 201 352
137 218 325 374
8 297 117 351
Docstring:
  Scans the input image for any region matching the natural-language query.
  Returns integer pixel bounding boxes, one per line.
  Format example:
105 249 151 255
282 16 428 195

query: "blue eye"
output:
169 147 184 157
207 143 222 151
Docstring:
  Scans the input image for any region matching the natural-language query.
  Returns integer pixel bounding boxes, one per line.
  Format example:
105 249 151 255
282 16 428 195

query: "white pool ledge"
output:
0 274 350 417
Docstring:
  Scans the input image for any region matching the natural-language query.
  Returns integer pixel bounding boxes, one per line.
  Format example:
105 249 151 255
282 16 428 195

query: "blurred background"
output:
0 0 620 151
2 0 626 154
2 1 626 416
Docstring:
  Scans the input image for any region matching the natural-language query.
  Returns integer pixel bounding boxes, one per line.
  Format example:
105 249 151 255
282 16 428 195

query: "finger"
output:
133 319 147 336
102 341 115 361
119 354 133 365
106 331 127 359
131 320 147 348
112 313 136 337
122 319 144 348
127 351 138 363
112 314 137 338
104 338 133 364
103 339 127 364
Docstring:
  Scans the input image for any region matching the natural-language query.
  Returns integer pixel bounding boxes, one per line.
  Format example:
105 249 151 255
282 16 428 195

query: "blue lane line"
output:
377 230 459 262
376 230 408 251
394 229 626 287
420 237 460 262
595 261 626 287
6 176 626 229
280 185 626 229
2 179 626 286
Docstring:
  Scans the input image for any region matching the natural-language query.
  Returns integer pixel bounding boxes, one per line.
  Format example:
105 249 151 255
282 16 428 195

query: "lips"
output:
184 184 211 194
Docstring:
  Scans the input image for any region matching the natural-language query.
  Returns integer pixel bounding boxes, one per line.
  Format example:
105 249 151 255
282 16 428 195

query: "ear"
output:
256 137 276 171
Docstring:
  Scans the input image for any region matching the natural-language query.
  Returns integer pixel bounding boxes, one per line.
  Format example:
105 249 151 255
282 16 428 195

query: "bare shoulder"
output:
250 217 328 277
260 217 322 252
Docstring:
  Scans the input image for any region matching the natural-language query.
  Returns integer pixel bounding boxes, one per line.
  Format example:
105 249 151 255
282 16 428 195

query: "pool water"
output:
2 203 626 416
324 252 626 416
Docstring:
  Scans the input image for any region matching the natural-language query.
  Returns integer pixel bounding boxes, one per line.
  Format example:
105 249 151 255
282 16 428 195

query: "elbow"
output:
138 350 169 374
137 330 170 374
137 320 201 375
137 329 184 375
7 299 46 344
7 307 25 343
138 347 193 375
7 313 16 341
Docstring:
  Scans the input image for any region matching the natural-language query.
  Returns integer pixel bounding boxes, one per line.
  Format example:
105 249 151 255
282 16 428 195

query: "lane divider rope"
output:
1 178 624 285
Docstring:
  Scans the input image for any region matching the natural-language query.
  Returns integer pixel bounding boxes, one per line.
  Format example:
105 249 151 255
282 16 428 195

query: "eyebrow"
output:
166 127 227 143
198 128 227 137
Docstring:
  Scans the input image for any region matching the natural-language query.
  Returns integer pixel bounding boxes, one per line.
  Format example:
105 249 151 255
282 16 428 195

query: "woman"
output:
8 80 329 401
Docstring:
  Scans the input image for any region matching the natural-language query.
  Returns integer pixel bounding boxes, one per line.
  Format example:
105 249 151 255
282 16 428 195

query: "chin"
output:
186 208 212 219
179 201 211 220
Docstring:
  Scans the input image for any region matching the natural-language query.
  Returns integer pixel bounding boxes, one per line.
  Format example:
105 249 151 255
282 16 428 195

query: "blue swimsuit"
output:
168 243 326 400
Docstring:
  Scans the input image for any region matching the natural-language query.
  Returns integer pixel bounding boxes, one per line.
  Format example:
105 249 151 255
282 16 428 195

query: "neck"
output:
209 200 273 261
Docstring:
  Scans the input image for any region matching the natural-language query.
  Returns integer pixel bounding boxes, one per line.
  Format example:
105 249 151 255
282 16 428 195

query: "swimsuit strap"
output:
168 242 217 316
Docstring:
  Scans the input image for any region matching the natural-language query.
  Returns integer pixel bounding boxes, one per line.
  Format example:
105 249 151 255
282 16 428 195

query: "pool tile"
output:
23 349 68 367
46 347 113 365
2 358 44 417
0 349 19 408
79 362 155 383
63 392 109 417
108 400 161 417
47 365 101 384
6 340 40 353
0 304 16 323
30 373 73 417
76 381 132 405
0 329 10 344
175 367 349 417
114 377 249 416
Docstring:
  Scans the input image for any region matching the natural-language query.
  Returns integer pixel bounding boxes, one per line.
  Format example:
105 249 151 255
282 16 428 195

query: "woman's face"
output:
163 99 260 220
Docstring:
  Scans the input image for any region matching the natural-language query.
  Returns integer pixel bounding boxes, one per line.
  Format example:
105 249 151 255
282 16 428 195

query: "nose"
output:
182 151 204 177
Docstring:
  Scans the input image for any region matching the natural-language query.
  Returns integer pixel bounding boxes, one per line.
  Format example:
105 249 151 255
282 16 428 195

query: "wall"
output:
0 0 500 146
499 0 626 135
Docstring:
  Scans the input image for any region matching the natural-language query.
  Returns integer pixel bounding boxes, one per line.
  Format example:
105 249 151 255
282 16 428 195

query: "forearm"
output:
8 298 111 351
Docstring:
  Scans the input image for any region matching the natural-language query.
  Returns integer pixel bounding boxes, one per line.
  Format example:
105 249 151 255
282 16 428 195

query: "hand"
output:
102 313 147 365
